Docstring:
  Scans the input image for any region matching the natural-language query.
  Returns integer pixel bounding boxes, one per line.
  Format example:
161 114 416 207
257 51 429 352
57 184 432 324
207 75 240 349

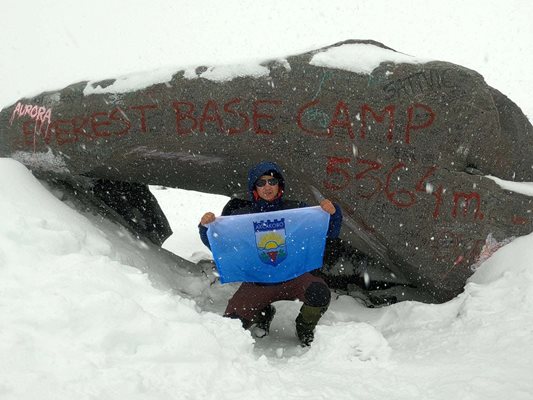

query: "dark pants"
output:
224 273 331 322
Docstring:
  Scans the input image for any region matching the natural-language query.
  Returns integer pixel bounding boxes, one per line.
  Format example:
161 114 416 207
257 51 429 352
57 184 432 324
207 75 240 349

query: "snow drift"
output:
1 157 533 399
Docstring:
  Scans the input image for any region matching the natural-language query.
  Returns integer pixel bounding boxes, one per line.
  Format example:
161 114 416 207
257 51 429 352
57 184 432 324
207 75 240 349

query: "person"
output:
198 161 342 346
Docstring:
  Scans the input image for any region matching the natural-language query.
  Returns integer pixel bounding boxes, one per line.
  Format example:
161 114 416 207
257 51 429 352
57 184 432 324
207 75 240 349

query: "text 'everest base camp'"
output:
1 39 532 304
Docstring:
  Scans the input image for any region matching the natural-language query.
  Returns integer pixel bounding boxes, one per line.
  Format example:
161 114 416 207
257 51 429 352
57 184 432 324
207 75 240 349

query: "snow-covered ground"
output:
2 159 533 399
1 1 533 399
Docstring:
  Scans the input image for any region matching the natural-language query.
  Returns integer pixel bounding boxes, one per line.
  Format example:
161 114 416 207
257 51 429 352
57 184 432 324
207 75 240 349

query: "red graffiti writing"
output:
452 192 484 221
297 100 435 143
431 230 485 277
10 102 53 127
323 156 484 221
512 215 529 225
11 102 53 151
360 104 395 142
130 104 158 133
20 98 289 146
15 98 436 147
22 106 135 146
414 166 443 219
405 103 435 144
173 98 282 136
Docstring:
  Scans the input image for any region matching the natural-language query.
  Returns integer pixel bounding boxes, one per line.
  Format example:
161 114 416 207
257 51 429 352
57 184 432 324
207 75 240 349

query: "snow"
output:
487 175 533 197
11 149 69 174
79 41 429 95
310 43 427 75
2 1 533 399
2 0 532 119
184 62 272 82
83 66 179 95
84 61 274 95
2 164 533 399
149 185 229 263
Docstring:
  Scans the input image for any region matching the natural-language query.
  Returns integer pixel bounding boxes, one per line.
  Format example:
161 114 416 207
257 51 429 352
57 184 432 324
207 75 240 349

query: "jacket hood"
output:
247 161 285 199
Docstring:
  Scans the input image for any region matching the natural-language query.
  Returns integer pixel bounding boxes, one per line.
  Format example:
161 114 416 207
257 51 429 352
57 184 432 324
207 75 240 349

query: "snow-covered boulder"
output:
1 39 532 302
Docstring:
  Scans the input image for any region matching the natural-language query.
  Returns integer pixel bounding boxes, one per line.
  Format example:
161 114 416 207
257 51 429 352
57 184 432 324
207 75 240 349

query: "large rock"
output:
1 39 532 302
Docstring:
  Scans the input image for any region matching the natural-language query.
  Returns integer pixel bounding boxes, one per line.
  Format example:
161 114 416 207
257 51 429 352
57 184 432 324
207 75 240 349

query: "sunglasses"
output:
255 177 279 187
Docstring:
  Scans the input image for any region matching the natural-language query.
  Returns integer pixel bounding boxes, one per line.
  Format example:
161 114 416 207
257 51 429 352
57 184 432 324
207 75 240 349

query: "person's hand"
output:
320 199 336 215
200 212 216 226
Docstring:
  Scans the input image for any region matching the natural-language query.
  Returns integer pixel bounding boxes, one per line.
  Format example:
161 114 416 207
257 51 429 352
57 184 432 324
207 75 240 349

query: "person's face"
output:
255 174 280 201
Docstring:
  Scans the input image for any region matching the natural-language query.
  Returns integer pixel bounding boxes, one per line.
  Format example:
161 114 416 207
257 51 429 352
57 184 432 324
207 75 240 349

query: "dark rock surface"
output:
2 39 532 302
91 179 172 246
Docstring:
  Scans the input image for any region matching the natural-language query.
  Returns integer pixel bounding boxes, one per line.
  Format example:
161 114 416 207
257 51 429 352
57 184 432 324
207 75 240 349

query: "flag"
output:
206 206 330 284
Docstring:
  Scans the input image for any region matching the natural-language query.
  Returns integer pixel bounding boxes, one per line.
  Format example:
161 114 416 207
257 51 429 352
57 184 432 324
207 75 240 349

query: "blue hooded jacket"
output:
198 161 342 249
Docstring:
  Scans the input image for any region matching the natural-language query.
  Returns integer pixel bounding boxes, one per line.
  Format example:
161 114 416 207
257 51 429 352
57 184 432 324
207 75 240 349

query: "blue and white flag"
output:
206 206 330 284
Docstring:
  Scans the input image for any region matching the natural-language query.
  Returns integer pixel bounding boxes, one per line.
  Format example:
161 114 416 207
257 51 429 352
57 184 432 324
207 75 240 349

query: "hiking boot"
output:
295 305 328 346
251 305 276 338
295 314 316 346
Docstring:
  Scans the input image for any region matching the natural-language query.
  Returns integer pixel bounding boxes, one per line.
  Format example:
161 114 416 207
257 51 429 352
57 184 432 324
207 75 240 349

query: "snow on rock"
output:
183 62 271 82
486 175 533 197
310 42 428 74
80 42 431 95
83 66 179 95
84 59 279 95
11 149 69 174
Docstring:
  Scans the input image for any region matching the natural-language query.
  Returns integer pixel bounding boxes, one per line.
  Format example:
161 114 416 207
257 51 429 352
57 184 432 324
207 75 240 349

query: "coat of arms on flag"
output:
207 207 330 283
253 218 287 266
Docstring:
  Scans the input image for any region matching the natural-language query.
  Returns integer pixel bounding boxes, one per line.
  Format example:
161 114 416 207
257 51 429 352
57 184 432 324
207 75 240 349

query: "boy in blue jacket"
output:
199 161 342 346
